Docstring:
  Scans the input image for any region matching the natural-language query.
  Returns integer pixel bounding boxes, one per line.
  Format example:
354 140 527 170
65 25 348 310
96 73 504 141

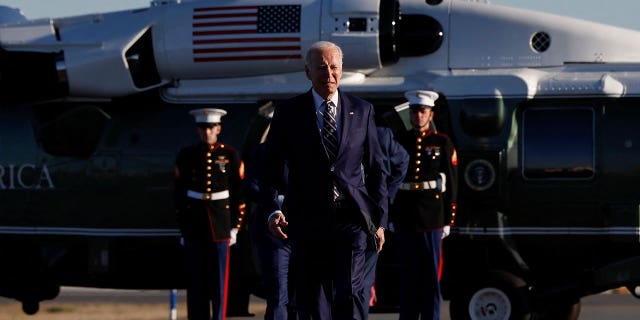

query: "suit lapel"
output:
337 91 354 157
301 91 327 158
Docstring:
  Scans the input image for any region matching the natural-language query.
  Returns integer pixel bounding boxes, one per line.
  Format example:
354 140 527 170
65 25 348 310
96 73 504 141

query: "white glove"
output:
442 225 451 239
229 228 238 246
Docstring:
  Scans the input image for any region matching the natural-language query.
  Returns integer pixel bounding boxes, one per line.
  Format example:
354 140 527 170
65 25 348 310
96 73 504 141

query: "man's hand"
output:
375 227 385 253
268 211 289 239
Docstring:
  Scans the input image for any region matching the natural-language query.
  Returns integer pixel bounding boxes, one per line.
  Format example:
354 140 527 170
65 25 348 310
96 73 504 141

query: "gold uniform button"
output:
417 138 422 143
206 152 211 157
207 173 212 178
207 166 212 170
417 153 421 157
207 159 212 163
416 160 421 165
206 188 211 192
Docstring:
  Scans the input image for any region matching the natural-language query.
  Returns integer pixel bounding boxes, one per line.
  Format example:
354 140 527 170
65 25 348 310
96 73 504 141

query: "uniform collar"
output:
414 128 435 137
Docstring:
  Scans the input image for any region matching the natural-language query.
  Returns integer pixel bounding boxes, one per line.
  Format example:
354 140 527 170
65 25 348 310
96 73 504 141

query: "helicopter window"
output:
521 107 594 179
33 105 110 158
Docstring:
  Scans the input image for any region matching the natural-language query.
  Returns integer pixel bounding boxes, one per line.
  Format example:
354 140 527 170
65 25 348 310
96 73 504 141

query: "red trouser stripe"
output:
222 242 230 320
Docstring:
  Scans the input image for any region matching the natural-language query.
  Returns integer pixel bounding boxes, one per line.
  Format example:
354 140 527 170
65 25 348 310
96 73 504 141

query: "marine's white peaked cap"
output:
189 108 227 124
405 90 439 109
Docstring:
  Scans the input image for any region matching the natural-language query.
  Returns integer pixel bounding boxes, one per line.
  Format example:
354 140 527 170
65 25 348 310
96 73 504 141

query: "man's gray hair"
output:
305 41 344 65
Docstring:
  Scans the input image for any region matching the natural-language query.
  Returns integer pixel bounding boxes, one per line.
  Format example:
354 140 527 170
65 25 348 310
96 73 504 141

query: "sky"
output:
1 0 640 31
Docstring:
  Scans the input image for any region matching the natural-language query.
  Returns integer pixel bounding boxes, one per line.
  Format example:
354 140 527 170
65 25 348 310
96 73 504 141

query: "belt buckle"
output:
412 182 422 190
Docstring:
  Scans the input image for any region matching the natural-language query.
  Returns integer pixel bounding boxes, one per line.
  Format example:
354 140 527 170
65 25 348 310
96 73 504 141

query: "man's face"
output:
410 107 433 132
305 47 343 100
197 123 221 145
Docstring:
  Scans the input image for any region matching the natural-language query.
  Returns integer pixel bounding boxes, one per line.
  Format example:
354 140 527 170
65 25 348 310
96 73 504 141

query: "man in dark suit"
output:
262 41 388 320
245 142 295 320
361 125 409 317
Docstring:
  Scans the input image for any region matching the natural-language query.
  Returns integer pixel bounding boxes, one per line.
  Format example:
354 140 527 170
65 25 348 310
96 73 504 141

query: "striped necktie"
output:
322 101 338 162
322 101 340 200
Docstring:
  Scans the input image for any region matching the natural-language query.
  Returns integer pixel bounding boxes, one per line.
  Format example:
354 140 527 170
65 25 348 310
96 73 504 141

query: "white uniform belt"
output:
399 180 438 191
187 190 229 201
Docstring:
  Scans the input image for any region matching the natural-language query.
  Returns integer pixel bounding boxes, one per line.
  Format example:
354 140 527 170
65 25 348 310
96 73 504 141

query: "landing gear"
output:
22 300 40 315
11 281 60 315
449 272 531 320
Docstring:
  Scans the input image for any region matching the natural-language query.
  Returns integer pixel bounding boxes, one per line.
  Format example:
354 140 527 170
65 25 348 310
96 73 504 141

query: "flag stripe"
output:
194 46 301 54
194 21 256 28
193 37 299 45
194 6 257 12
194 12 257 19
195 54 302 62
194 29 256 36
192 5 302 62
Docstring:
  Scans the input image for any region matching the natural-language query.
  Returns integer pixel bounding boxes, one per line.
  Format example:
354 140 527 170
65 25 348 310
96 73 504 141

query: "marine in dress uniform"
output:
245 142 295 320
393 90 458 320
174 108 245 320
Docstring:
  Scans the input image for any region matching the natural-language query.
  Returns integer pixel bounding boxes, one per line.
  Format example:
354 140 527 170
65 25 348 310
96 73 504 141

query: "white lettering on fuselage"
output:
0 164 55 190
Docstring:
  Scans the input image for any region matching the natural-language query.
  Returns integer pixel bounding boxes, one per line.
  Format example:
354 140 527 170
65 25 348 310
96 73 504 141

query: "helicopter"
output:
2 0 640 318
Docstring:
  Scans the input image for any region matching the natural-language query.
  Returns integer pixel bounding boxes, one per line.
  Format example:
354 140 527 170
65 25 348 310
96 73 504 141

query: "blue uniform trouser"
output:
398 230 443 320
184 239 230 320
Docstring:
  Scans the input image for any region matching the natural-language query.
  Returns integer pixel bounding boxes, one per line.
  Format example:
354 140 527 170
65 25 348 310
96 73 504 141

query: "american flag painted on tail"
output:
192 5 302 62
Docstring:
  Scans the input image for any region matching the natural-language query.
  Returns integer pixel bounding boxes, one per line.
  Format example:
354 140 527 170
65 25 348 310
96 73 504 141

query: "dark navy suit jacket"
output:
262 89 388 241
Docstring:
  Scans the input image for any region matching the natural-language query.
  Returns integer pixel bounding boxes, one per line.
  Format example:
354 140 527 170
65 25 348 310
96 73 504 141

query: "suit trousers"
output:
291 212 368 320
361 241 378 319
263 233 294 320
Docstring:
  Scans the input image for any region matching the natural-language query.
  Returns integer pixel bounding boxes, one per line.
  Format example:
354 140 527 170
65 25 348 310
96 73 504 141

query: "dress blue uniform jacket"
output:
395 129 458 231
262 89 388 240
174 142 244 241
